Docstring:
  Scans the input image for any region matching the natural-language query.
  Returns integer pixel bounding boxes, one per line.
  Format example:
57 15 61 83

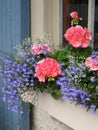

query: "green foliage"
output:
53 44 92 65
71 18 79 25
46 81 62 99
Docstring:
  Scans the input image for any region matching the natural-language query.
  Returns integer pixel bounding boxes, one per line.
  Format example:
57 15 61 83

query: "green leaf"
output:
71 19 79 25
51 90 62 100
48 77 55 81
88 83 94 89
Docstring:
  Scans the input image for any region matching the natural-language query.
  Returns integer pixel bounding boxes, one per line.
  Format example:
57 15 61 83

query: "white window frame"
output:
31 0 60 48
88 0 95 48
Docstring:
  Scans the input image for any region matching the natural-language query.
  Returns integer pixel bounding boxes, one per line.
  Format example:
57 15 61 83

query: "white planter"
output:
21 89 98 130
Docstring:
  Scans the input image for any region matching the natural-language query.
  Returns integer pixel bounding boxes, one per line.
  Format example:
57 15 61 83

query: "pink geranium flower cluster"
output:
70 11 78 19
30 43 50 55
34 58 62 82
85 56 98 70
64 25 91 48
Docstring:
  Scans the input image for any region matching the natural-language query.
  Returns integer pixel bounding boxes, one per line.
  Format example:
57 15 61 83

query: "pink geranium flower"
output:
70 11 78 19
30 43 50 55
85 56 98 70
43 44 50 52
30 44 43 55
64 25 91 48
82 27 92 48
34 58 62 82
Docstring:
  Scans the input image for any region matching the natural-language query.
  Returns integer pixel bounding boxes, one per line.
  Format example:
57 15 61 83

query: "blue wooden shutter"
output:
0 0 30 130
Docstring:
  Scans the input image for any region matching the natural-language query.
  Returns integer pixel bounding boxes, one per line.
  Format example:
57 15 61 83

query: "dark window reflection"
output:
70 0 88 27
63 0 88 45
94 0 98 50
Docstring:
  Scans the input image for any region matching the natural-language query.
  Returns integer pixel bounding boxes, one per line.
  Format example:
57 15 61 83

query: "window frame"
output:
88 0 95 48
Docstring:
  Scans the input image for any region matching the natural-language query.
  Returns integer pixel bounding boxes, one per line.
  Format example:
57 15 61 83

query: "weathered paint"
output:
0 0 30 130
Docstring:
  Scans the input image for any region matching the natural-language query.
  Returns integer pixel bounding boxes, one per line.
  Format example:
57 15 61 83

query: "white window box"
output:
21 89 98 130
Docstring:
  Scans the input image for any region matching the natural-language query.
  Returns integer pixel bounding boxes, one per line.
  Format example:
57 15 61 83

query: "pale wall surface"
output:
32 106 74 130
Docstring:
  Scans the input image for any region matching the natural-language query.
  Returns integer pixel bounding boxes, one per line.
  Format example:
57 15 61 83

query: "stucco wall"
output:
32 106 74 130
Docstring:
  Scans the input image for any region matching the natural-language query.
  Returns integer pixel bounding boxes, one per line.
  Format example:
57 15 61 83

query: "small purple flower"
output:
90 104 96 114
82 74 86 78
90 77 95 82
96 85 98 90
90 104 96 109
